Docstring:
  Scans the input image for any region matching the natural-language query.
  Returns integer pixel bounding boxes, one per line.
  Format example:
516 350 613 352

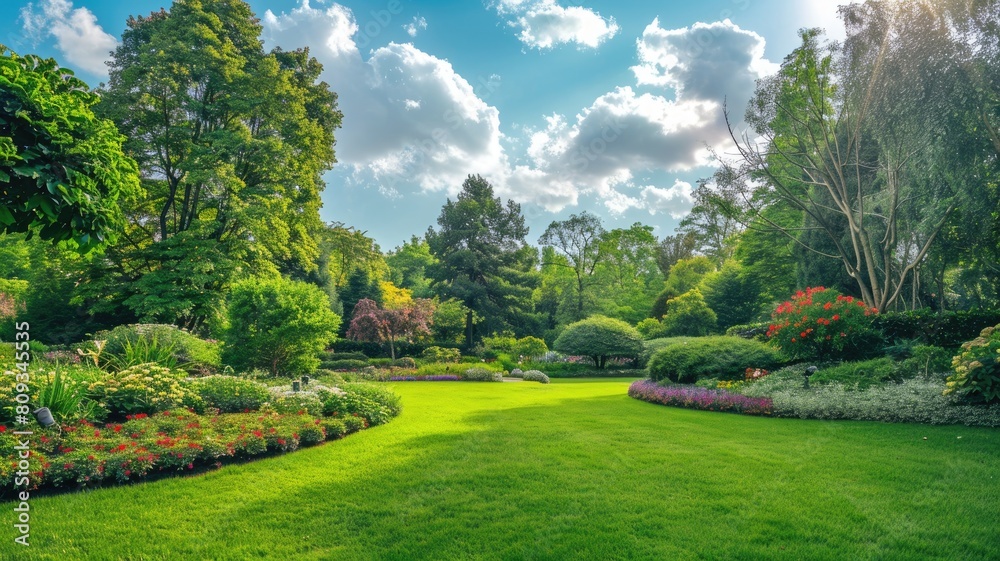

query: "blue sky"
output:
1 0 846 251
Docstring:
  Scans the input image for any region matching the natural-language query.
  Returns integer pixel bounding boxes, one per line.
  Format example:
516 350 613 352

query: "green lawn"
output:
3 379 999 560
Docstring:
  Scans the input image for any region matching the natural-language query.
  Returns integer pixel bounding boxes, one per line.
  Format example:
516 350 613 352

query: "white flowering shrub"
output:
88 364 201 415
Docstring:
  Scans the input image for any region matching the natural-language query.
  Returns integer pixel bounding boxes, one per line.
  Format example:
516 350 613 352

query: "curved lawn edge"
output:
628 379 774 416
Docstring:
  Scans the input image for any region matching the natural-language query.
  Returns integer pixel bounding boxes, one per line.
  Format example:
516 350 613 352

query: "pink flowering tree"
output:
347 298 435 359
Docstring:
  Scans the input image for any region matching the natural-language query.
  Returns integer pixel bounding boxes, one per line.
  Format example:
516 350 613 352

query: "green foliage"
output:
945 324 1000 403
422 346 461 363
462 368 503 382
267 391 324 417
87 364 200 417
482 331 518 352
699 260 764 329
35 366 101 423
321 383 401 426
873 309 1000 349
319 351 368 361
639 337 695 367
659 289 718 337
386 235 437 298
190 376 271 413
635 318 668 340
553 315 643 369
767 287 881 361
521 370 550 384
426 175 539 346
724 322 770 341
96 324 222 375
663 257 715 296
0 47 140 252
320 359 368 371
647 336 783 383
430 298 472 344
805 358 901 389
224 277 340 377
513 336 548 359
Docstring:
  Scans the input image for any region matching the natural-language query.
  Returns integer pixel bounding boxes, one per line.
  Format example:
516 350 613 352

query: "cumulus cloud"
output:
403 16 428 38
19 0 118 76
494 0 619 49
263 2 505 196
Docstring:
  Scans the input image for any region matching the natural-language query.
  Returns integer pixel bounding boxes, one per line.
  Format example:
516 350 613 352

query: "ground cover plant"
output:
1 380 998 560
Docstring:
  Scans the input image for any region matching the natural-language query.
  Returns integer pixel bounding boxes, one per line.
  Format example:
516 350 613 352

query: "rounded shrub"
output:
522 370 550 384
553 315 643 369
647 336 783 383
321 383 402 426
320 359 368 371
87 364 201 416
462 368 503 382
766 287 881 361
190 375 270 413
659 289 717 337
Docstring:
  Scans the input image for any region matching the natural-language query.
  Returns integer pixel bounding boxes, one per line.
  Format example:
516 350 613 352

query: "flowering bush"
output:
745 367 770 381
422 346 461 363
628 380 773 416
191 376 271 413
521 370 550 384
87 364 200 417
321 383 401 426
462 368 503 382
945 324 1000 403
767 287 880 361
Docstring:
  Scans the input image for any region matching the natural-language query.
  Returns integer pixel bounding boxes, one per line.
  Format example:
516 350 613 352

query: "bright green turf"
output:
2 379 999 560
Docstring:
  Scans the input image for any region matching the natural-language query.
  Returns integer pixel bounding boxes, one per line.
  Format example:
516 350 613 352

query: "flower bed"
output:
0 408 369 493
628 380 773 416
388 375 461 381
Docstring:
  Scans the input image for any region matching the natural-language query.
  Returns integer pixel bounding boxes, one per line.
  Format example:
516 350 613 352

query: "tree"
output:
699 260 764 329
731 25 959 311
554 315 643 369
92 0 341 328
431 298 472 344
0 46 140 252
338 267 383 335
223 276 340 376
678 168 748 265
655 232 697 276
346 298 434 360
426 174 539 346
659 289 717 336
596 223 662 323
386 235 436 298
538 212 606 321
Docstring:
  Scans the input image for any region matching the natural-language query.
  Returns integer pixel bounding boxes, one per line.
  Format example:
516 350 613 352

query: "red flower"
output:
800 332 807 338
832 314 840 321
823 302 832 310
114 425 123 433
188 463 194 470
94 429 101 437
0 426 6 433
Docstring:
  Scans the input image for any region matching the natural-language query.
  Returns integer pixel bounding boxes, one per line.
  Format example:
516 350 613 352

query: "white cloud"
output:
20 0 118 76
403 16 428 38
263 2 506 196
494 0 619 49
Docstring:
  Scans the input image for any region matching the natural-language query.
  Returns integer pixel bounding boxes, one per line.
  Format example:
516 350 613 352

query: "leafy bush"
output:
553 316 644 369
190 376 271 413
321 383 401 426
659 289 718 337
725 322 770 341
416 361 501 376
873 309 1000 348
509 368 524 378
388 375 461 381
636 318 669 340
394 357 417 368
629 380 773 416
945 324 1000 403
35 366 103 423
87 364 201 416
321 359 368 371
513 336 548 359
422 346 461 363
462 368 503 382
806 358 900 389
224 277 341 376
96 324 222 374
267 392 324 417
522 370 550 384
639 337 695 367
767 287 881 361
319 351 368 361
647 336 783 383
699 261 765 330
898 345 953 378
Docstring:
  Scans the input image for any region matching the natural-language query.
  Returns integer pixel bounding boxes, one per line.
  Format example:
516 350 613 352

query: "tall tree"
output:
655 232 697 277
90 0 341 330
346 298 434 359
386 235 436 298
426 175 539 346
677 167 748 266
538 212 606 321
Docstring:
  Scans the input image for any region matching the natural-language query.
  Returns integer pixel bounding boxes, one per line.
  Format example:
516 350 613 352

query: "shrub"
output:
628 380 773 416
224 277 341 376
422 346 461 363
482 332 517 352
509 368 524 378
190 376 271 413
873 309 1000 348
767 287 881 361
945 324 1000 403
806 358 900 389
319 351 368 361
267 392 324 417
639 337 695 367
636 318 669 340
416 360 501 376
647 336 782 383
320 359 368 371
87 364 201 416
725 322 770 341
699 260 765 330
95 324 222 374
512 336 548 359
462 368 503 382
343 416 365 433
898 345 953 378
389 375 461 381
394 357 417 368
553 316 643 369
522 370 550 384
35 366 103 423
659 289 718 337
321 383 401 426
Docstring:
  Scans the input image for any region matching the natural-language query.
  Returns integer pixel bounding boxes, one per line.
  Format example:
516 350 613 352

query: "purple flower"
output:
628 380 773 416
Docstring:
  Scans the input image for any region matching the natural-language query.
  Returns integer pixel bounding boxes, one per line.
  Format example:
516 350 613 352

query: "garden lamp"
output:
803 366 818 389
33 407 56 428
301 375 310 387
292 381 301 392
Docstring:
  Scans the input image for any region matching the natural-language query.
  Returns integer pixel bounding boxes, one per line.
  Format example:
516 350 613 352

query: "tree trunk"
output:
465 308 474 350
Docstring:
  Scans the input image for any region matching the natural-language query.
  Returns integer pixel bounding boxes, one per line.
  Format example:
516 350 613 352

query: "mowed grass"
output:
3 379 999 560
